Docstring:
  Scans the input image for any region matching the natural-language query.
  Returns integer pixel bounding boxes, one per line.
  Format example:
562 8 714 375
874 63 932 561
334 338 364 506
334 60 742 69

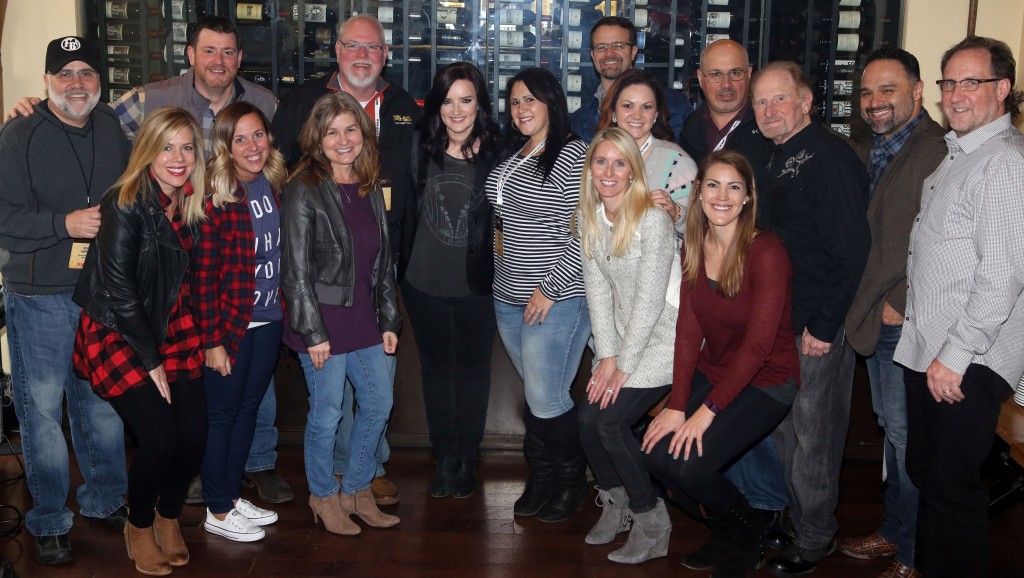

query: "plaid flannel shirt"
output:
113 86 218 155
193 189 256 362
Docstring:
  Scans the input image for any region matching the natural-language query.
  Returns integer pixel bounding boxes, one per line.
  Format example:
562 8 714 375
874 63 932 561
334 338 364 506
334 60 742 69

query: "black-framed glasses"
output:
935 78 1002 92
51 69 99 82
592 41 634 53
702 68 747 84
338 41 384 53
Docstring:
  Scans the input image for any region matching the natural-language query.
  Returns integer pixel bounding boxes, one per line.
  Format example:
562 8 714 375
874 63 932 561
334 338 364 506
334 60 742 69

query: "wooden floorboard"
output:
0 445 1021 577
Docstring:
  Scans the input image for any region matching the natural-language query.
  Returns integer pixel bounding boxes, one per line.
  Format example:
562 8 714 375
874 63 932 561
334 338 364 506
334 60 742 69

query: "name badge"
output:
69 241 90 269
380 174 392 211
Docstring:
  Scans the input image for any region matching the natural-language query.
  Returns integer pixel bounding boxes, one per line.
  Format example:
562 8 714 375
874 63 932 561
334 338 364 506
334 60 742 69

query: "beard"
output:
48 86 100 122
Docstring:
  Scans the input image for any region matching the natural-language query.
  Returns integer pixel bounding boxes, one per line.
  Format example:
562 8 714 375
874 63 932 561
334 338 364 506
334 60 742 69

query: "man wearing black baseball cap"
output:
0 35 131 566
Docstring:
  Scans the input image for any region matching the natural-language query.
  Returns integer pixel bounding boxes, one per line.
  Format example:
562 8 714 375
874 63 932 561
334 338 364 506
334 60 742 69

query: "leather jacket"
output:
73 182 196 371
280 176 401 348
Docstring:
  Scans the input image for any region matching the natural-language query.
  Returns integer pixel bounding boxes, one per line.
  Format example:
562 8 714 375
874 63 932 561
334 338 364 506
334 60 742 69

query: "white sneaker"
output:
234 497 278 526
204 509 265 542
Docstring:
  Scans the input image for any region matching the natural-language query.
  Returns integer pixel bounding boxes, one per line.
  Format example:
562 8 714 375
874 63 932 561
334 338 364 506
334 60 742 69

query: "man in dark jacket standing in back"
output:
0 36 130 567
840 48 946 578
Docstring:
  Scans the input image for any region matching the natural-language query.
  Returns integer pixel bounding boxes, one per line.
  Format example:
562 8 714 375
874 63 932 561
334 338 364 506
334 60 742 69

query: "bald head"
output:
697 40 752 127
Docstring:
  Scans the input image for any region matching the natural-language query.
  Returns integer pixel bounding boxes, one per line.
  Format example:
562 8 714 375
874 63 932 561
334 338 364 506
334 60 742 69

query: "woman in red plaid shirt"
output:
193 102 287 543
73 107 208 576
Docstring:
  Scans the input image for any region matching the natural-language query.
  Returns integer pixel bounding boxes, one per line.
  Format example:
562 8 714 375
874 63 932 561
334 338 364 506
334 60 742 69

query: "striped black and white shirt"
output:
486 139 588 305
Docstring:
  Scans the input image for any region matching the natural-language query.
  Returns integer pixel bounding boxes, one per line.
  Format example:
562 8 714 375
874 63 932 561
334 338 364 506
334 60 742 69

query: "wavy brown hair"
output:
290 92 380 197
208 102 287 208
683 150 759 298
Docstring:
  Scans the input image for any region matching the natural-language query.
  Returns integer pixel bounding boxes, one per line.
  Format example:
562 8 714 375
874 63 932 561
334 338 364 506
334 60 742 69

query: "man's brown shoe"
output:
838 532 898 560
371 476 399 505
878 561 921 578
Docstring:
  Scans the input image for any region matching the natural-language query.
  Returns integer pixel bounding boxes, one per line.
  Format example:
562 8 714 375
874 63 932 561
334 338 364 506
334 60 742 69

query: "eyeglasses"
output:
592 41 634 53
935 78 1002 92
701 68 747 84
51 69 99 82
338 41 384 53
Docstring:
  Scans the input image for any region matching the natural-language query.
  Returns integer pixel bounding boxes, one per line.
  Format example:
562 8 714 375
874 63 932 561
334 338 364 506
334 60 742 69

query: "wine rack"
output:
765 0 903 143
82 0 903 138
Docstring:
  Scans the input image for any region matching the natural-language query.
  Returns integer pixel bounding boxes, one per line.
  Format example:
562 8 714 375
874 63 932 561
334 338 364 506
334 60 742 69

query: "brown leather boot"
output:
308 494 361 536
343 488 400 528
124 521 172 576
153 512 189 566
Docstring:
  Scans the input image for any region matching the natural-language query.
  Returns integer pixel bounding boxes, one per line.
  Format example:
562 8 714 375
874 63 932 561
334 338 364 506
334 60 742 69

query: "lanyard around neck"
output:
495 139 547 208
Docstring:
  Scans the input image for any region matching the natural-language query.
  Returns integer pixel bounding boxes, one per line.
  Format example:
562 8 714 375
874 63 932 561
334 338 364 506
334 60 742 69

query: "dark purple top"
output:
282 183 382 355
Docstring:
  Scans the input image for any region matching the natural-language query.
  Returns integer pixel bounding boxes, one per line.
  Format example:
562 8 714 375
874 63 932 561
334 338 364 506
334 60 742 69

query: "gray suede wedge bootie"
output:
585 486 631 545
607 497 671 564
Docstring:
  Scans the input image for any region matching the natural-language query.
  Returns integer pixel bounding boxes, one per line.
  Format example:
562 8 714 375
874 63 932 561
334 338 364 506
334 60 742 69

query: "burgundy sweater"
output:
670 234 801 412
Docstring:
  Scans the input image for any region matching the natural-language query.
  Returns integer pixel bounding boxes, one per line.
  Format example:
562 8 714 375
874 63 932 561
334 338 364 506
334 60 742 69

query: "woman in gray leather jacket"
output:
280 92 401 536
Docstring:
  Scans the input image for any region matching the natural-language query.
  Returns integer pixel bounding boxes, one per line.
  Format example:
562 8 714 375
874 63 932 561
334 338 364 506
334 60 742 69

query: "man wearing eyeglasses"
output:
679 39 771 185
570 16 692 142
894 36 1024 578
0 36 130 566
272 13 421 507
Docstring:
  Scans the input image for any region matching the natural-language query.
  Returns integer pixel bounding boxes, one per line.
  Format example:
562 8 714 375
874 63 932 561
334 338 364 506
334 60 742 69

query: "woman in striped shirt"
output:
485 68 591 523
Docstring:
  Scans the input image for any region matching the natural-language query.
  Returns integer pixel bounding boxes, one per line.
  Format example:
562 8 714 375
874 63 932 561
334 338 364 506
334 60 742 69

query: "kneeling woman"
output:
281 92 401 536
74 107 208 576
641 150 799 578
575 127 679 564
194 102 287 542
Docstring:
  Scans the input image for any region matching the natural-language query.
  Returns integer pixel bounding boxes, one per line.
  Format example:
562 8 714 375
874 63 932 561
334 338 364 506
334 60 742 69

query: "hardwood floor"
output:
0 445 1021 577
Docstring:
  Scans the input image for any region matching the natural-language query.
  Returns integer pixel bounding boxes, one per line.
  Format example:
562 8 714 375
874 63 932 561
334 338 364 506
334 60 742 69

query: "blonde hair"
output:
290 92 380 197
683 150 759 298
207 102 287 209
110 106 206 225
574 127 653 258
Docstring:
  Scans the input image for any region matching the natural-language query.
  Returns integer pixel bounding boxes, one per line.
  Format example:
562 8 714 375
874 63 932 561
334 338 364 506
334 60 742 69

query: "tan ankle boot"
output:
124 521 172 576
153 512 189 566
347 488 400 528
309 494 361 536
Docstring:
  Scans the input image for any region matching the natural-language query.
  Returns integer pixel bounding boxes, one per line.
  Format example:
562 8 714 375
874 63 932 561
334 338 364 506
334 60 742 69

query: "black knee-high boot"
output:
513 409 558 516
534 407 588 523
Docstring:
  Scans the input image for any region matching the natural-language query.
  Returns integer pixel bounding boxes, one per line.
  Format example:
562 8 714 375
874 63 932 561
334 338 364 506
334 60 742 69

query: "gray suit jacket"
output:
845 111 947 356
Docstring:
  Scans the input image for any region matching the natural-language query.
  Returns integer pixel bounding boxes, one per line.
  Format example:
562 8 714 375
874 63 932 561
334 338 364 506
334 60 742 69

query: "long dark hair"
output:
502 67 578 183
596 69 673 140
419 62 500 166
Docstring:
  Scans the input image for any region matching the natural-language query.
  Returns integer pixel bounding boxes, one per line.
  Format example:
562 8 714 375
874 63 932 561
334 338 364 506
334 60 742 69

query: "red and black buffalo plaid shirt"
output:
74 186 204 399
192 189 256 362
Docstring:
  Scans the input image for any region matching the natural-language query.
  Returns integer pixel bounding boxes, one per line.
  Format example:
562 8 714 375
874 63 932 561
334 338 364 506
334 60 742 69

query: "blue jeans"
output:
867 323 917 568
4 289 127 536
332 374 392 477
201 322 281 514
299 344 394 497
723 435 790 511
772 327 855 550
245 377 278 473
494 297 591 419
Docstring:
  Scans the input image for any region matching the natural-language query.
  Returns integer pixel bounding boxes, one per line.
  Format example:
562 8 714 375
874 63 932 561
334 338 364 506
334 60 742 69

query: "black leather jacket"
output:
73 183 195 371
280 176 401 348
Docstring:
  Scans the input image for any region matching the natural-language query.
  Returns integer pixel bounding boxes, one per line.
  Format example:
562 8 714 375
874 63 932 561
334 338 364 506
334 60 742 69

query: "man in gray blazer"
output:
841 48 946 578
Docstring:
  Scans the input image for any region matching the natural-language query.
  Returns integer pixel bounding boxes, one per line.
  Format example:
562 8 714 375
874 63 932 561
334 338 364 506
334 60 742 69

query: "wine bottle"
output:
493 30 536 49
831 123 852 137
162 0 190 21
635 9 689 29
239 69 272 88
110 88 130 103
492 8 537 26
109 66 144 86
838 11 861 29
236 3 268 23
383 28 425 45
107 44 133 62
836 33 862 52
376 7 424 24
433 29 474 47
106 1 140 19
831 101 852 117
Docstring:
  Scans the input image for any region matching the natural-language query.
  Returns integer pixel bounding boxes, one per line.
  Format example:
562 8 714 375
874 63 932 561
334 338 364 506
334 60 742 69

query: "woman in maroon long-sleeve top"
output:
641 150 800 578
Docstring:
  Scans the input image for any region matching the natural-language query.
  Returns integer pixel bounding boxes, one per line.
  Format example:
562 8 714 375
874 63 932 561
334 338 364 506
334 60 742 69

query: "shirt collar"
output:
871 109 924 155
946 113 1014 155
700 101 752 130
149 173 195 209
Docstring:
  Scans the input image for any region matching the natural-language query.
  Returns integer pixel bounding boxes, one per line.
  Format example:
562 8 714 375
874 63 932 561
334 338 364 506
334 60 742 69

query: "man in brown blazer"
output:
840 48 947 578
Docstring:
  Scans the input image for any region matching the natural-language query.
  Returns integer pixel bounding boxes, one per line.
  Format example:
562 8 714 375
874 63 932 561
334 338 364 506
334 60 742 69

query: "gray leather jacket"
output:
281 176 401 348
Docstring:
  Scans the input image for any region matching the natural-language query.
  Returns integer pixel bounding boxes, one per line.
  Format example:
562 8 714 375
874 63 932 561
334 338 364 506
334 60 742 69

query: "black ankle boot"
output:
514 411 557 516
711 500 767 578
429 456 458 498
452 458 477 499
534 407 588 523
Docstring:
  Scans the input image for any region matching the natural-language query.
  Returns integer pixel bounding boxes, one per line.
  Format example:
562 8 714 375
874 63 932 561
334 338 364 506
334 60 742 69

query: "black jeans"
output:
644 370 792 516
108 377 207 528
905 364 1012 578
579 385 670 513
402 282 497 459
